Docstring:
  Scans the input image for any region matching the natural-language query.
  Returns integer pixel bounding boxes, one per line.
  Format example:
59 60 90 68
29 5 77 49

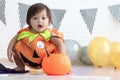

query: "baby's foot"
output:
14 66 25 71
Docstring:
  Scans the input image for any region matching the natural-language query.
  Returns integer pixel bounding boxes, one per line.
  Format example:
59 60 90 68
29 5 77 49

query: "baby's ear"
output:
48 23 53 27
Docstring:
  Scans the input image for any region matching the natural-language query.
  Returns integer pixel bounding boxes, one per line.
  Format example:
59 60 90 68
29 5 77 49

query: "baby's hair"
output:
26 3 52 25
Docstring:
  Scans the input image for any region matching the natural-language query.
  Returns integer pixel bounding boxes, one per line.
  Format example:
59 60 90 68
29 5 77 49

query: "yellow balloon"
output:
110 42 120 69
88 36 111 67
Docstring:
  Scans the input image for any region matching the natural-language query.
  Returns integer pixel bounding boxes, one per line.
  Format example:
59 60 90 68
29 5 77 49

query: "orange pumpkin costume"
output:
15 26 64 69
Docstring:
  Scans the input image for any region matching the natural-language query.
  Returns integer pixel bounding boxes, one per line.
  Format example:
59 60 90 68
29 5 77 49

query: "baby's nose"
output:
38 18 42 22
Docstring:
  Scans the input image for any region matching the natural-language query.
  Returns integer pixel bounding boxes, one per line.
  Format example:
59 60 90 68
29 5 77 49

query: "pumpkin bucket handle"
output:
45 36 62 57
45 46 50 57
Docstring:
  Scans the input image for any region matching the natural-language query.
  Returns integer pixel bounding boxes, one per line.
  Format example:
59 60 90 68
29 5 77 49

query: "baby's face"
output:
30 9 49 33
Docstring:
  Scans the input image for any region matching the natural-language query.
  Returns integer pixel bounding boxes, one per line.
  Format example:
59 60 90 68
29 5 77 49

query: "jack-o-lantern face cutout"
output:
15 36 58 69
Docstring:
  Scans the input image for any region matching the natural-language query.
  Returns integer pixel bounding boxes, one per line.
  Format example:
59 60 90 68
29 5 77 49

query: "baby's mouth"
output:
38 24 42 28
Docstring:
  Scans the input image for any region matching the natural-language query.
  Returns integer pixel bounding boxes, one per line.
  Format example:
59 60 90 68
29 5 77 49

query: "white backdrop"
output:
1 0 120 58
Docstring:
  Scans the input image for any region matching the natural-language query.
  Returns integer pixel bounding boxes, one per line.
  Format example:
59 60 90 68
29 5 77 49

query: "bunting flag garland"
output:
50 9 66 30
18 3 30 28
0 0 6 25
109 4 120 22
11 2 120 30
80 8 97 34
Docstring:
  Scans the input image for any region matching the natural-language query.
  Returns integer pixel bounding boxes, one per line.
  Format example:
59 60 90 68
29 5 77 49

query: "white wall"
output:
1 0 120 58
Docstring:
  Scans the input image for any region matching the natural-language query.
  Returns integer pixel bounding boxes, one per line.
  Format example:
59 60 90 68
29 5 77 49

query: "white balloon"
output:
65 39 82 65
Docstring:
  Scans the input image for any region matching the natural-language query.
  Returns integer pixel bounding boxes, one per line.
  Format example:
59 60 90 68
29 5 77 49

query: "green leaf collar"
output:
17 29 50 42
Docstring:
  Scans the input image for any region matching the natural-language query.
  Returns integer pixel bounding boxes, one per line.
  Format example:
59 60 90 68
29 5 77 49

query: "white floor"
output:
0 58 120 80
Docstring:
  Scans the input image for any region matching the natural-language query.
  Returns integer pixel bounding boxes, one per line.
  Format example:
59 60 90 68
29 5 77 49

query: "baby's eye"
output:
33 17 37 20
42 17 46 20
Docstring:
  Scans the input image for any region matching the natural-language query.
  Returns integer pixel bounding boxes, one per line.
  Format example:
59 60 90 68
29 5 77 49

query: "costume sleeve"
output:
17 27 29 34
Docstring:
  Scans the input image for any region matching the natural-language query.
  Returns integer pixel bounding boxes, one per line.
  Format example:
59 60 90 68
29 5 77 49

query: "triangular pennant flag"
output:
109 4 120 22
18 3 30 28
0 0 6 25
80 8 97 34
50 9 66 30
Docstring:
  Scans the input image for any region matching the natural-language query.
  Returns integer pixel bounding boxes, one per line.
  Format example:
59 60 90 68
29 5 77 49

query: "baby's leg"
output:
13 49 25 71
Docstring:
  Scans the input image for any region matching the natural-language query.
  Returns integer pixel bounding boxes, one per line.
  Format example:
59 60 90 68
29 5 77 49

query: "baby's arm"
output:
50 32 66 54
7 34 18 62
